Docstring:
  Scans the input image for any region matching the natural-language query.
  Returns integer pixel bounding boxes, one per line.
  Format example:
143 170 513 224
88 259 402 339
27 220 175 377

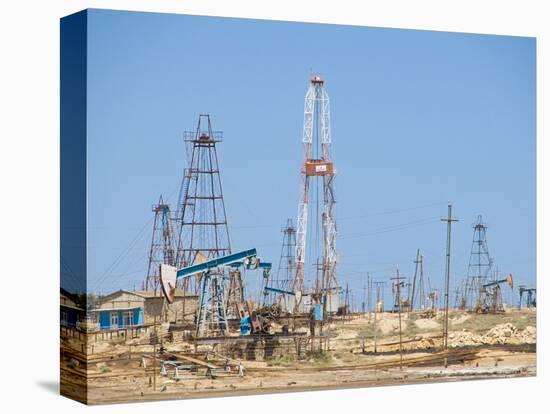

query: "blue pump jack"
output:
160 248 264 337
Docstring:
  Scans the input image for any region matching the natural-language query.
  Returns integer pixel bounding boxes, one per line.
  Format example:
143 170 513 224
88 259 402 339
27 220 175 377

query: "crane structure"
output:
144 196 175 292
464 215 493 311
293 75 339 315
160 248 262 336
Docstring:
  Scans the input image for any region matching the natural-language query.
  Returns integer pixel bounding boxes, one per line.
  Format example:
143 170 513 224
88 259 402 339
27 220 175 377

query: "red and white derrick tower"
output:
293 75 338 311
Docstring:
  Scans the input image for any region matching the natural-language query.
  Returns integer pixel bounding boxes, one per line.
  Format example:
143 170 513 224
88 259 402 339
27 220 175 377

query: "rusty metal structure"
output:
174 115 236 300
144 196 175 292
293 75 339 314
480 273 513 313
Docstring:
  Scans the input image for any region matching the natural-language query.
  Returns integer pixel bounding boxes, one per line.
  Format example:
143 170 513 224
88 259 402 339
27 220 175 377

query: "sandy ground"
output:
60 308 536 404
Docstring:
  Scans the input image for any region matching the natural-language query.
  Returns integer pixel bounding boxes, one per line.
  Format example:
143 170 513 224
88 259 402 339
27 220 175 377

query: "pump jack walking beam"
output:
160 248 259 304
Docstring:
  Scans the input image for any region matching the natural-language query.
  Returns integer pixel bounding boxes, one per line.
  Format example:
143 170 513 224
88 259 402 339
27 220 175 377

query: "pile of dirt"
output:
483 323 518 345
449 323 536 347
413 336 439 349
378 318 400 334
449 314 471 325
414 319 440 330
516 326 536 344
448 331 484 347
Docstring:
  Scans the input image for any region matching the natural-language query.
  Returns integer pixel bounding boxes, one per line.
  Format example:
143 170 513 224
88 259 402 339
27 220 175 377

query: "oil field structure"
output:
60 76 536 404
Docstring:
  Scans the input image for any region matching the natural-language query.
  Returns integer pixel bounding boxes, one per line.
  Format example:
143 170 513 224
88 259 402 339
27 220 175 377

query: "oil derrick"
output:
454 279 468 309
173 114 238 315
465 215 493 311
267 219 297 306
144 196 175 292
293 75 338 314
409 249 426 311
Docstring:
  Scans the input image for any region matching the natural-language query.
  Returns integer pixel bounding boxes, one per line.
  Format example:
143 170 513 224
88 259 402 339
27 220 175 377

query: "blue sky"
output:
77 9 535 308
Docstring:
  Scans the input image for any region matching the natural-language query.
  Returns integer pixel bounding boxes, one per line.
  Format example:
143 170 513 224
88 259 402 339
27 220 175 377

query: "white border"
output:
0 1 546 413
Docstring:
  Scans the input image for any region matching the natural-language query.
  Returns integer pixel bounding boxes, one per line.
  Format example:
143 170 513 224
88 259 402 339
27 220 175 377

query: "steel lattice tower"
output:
174 115 239 315
293 75 338 313
144 196 175 292
278 219 297 290
465 215 493 310
267 219 297 305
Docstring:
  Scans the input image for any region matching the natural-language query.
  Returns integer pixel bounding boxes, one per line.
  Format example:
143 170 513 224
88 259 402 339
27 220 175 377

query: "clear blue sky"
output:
77 9 535 308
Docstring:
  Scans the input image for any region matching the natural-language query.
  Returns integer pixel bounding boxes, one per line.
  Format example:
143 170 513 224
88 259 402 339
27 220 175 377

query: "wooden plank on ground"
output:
177 354 220 370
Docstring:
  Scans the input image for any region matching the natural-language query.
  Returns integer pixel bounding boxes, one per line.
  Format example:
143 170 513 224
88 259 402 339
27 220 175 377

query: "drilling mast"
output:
465 215 493 311
144 196 175 292
293 75 338 312
174 115 236 301
267 219 297 305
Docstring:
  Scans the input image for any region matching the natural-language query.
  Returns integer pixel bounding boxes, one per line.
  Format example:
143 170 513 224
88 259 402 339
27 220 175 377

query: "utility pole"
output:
367 272 372 321
344 283 350 322
391 270 405 370
362 284 367 315
410 249 425 313
372 280 384 353
441 204 458 365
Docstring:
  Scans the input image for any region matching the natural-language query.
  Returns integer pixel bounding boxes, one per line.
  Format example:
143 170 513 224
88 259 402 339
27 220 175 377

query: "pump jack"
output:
477 274 513 313
160 248 268 336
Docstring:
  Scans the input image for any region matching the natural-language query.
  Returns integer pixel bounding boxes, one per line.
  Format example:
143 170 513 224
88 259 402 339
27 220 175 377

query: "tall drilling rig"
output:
464 215 493 311
293 75 339 314
173 115 240 308
144 196 175 292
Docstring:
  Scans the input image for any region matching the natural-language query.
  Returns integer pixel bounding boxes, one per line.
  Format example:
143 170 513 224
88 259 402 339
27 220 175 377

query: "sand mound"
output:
450 314 471 325
415 319 440 330
378 318 400 334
